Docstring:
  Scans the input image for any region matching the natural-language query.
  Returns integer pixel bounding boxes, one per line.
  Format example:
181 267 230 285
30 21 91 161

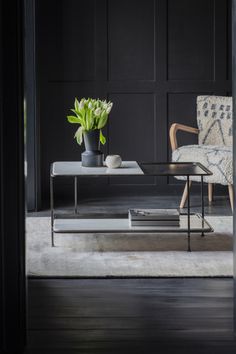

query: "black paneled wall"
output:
35 0 231 203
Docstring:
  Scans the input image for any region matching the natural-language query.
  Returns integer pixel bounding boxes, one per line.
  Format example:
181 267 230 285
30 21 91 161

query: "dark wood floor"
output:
26 278 236 354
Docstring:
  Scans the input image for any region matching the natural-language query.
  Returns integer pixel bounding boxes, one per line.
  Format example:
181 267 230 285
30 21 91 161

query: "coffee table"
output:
50 161 213 251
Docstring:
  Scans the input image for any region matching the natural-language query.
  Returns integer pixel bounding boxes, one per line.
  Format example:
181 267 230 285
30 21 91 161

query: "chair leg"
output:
208 183 213 203
228 184 234 211
180 180 192 209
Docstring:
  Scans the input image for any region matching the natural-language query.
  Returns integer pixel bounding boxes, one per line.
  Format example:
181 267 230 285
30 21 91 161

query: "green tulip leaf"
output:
74 98 80 112
67 115 82 124
71 109 82 118
87 108 94 130
74 126 84 145
99 130 106 145
97 113 108 129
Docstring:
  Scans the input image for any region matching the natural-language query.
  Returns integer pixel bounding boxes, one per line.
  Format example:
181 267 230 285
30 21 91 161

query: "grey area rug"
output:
26 216 233 277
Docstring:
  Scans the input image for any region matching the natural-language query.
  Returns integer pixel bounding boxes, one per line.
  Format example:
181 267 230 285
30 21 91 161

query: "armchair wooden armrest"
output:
169 123 199 151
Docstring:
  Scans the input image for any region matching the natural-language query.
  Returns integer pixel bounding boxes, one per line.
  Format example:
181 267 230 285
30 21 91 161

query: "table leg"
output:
187 175 191 252
50 175 54 247
201 176 205 237
74 176 78 214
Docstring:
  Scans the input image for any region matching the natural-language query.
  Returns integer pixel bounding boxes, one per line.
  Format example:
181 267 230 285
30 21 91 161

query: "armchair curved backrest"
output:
197 96 232 147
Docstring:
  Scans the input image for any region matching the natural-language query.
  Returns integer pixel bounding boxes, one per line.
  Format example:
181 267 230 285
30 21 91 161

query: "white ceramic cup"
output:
105 155 122 169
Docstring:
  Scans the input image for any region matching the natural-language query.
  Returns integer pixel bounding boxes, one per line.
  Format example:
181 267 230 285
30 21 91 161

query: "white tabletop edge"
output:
51 161 144 176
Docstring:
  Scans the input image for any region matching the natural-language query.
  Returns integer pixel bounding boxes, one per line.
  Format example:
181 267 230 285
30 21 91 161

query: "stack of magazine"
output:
128 209 180 227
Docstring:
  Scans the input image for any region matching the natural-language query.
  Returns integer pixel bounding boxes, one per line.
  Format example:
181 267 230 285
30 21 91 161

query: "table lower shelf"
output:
53 213 213 234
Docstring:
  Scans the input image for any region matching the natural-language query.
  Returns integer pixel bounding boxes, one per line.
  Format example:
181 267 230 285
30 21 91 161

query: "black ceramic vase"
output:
81 130 104 167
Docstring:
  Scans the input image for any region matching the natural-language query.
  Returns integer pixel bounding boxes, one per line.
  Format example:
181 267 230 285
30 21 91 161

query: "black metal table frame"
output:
50 162 213 252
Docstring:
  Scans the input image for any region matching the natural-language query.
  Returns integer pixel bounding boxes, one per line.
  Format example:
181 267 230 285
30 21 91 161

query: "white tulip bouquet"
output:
67 97 113 145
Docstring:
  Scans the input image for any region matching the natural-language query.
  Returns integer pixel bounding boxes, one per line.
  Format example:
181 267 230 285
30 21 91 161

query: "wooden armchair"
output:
169 96 233 210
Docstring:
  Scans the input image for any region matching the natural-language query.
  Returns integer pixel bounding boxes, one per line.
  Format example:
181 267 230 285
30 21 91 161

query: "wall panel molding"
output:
34 0 232 203
107 0 156 82
167 0 215 81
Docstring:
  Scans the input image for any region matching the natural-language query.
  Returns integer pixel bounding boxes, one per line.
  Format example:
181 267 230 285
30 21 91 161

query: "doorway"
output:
1 0 236 353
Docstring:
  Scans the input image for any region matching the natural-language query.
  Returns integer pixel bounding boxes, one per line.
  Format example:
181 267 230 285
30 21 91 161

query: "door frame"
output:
25 0 41 211
0 0 26 353
232 0 236 328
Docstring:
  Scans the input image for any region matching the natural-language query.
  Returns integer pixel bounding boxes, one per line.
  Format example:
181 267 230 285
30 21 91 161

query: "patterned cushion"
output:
197 96 232 147
172 145 232 185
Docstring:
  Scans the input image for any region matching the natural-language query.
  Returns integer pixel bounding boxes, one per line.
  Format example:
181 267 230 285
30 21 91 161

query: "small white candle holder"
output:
105 155 122 169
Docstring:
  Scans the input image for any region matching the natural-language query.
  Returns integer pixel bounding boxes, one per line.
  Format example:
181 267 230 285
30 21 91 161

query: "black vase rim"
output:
83 129 100 133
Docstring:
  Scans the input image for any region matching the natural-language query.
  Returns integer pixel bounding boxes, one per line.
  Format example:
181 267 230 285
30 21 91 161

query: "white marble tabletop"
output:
51 161 144 176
